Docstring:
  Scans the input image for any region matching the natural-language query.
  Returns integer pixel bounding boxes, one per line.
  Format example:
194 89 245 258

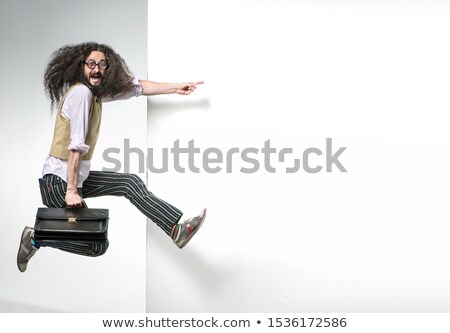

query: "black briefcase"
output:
34 208 109 241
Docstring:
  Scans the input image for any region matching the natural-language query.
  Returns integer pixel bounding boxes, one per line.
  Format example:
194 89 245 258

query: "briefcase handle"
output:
66 199 87 209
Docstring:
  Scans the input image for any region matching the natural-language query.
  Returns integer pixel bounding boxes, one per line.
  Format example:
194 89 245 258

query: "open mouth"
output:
90 74 102 85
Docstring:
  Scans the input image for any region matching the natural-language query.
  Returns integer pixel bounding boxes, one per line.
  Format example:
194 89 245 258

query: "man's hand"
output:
174 81 204 95
65 191 83 208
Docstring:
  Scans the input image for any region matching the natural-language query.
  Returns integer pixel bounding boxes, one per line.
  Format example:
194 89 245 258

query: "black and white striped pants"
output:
37 171 183 256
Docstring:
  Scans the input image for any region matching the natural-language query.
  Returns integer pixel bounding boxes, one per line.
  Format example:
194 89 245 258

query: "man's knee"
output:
88 239 109 257
124 173 145 186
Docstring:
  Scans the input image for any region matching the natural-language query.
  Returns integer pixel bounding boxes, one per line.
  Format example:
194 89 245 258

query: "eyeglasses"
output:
84 59 108 69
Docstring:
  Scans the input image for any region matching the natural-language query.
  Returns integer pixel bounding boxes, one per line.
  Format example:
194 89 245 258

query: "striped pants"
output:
37 172 183 256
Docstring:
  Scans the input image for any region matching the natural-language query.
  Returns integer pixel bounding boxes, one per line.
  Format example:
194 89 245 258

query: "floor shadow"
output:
0 298 63 313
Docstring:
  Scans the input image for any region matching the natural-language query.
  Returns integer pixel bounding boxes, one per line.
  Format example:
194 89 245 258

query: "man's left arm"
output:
139 80 204 96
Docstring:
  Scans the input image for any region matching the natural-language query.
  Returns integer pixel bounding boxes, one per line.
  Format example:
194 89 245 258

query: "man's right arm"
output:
62 85 92 208
65 150 83 208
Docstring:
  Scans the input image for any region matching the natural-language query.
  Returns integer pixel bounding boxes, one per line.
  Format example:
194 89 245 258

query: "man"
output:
17 42 206 273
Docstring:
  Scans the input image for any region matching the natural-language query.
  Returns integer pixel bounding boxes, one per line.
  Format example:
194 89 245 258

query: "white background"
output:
0 0 147 312
1 0 450 315
146 0 450 312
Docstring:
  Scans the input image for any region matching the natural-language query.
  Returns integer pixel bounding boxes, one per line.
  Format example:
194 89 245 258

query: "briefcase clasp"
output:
68 217 77 223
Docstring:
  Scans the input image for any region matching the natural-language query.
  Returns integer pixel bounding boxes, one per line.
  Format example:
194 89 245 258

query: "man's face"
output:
83 51 107 86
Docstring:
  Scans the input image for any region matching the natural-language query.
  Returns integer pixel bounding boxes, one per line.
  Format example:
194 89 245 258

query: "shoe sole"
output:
178 208 207 249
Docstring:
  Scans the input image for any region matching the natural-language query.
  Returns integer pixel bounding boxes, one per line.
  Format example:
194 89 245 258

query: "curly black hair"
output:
43 42 134 111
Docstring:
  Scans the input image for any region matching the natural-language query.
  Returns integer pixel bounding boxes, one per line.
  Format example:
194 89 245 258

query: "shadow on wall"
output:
147 222 240 302
148 99 211 112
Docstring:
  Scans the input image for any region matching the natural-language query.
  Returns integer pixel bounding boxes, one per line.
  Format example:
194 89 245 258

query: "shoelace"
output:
25 247 38 260
184 216 200 224
182 217 200 235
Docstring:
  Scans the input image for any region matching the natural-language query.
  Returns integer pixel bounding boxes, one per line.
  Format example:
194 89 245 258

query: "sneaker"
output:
173 208 207 249
17 227 39 273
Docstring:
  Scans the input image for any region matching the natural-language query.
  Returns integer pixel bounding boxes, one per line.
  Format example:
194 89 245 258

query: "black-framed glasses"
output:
84 59 108 69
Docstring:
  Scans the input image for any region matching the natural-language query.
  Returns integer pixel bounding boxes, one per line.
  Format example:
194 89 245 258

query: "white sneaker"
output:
172 208 207 249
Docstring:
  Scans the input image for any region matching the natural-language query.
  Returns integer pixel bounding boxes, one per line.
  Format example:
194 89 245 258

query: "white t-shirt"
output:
42 78 143 187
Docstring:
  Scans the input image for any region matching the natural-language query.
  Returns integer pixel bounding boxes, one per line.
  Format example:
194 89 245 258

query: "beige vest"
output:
49 85 102 160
